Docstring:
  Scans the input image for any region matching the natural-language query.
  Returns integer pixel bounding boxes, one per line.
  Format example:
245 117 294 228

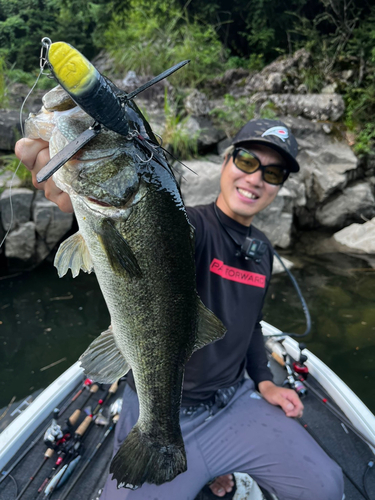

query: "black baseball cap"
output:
231 119 300 172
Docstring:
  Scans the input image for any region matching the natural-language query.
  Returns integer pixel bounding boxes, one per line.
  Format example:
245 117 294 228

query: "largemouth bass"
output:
25 42 226 490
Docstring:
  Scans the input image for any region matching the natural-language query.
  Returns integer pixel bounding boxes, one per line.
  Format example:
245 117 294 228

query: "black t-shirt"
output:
182 203 274 405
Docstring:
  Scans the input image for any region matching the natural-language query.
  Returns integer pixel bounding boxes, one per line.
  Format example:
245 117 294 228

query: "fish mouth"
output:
87 197 112 207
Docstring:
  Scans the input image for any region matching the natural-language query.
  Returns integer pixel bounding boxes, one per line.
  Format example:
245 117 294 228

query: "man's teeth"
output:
238 188 257 199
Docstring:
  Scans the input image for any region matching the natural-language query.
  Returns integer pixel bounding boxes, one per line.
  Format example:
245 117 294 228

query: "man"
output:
15 118 344 500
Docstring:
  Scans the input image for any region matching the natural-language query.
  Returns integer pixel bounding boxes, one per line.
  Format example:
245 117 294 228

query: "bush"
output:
103 0 227 87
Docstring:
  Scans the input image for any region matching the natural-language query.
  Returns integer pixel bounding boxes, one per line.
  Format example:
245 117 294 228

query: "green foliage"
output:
210 94 277 138
344 83 375 155
0 155 32 190
0 55 8 107
162 90 198 159
103 0 227 87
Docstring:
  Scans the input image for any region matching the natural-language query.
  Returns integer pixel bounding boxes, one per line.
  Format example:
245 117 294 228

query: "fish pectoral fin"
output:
193 298 227 351
54 231 94 278
97 218 142 278
79 326 131 383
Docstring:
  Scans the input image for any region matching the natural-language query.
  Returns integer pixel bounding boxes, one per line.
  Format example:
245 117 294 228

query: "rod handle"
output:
75 415 92 436
68 409 81 426
90 384 99 394
45 448 54 458
109 380 119 394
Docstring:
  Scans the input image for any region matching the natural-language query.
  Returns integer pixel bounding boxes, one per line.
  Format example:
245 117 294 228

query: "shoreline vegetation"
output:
0 0 374 156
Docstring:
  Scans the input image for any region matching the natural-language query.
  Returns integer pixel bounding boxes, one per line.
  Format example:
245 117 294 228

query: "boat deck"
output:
0 353 374 500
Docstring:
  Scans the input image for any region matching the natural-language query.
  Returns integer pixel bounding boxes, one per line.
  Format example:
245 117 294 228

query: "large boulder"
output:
0 188 34 231
184 90 212 116
266 94 345 122
5 221 36 260
316 182 375 228
0 110 25 151
180 156 222 207
32 192 74 248
184 116 226 153
333 218 375 254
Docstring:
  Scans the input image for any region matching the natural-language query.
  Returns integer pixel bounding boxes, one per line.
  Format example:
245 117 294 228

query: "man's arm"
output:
15 138 74 213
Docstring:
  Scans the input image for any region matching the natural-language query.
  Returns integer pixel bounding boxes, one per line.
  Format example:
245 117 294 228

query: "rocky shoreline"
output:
1 49 374 271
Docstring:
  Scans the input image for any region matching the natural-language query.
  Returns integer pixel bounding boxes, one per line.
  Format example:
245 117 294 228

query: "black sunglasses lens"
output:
233 149 260 173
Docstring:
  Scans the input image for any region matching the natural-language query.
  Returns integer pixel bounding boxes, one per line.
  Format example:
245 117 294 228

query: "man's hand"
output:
15 138 74 213
258 380 304 418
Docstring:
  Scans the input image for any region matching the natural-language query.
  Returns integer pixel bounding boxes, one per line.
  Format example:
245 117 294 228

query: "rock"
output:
245 72 283 93
206 68 250 97
184 90 211 116
273 255 294 274
316 182 375 228
333 219 375 254
0 188 34 231
5 221 36 260
184 116 226 153
321 82 338 94
32 193 74 249
180 157 222 207
296 84 308 94
254 193 294 249
0 170 22 190
0 110 26 151
122 70 141 90
267 93 345 122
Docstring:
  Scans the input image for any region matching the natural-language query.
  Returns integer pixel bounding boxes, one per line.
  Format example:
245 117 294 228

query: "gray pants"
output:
101 380 344 500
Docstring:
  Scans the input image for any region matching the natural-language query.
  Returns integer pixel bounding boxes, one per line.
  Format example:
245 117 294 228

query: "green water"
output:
0 249 374 414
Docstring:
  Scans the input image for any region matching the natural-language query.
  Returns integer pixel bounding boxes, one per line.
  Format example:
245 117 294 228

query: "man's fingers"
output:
15 138 49 170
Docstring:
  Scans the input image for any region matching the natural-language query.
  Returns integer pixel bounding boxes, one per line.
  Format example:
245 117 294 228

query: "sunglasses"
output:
232 148 289 185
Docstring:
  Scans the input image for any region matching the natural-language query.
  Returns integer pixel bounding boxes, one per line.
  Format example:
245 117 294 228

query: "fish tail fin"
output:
110 424 187 489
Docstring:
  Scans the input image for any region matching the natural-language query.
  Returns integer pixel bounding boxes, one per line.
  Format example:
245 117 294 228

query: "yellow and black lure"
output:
37 38 189 183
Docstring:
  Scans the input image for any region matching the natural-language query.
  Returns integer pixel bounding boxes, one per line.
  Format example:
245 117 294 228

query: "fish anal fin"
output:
98 218 142 278
194 298 227 352
79 326 131 383
54 231 93 278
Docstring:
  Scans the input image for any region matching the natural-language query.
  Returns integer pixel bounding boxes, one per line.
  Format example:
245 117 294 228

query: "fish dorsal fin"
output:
97 219 142 278
194 298 227 352
54 231 94 278
79 326 131 383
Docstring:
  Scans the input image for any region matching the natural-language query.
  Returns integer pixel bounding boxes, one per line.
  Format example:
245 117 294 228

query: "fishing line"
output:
0 55 49 251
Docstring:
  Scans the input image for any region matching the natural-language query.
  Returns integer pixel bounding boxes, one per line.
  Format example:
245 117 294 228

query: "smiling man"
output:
15 118 344 500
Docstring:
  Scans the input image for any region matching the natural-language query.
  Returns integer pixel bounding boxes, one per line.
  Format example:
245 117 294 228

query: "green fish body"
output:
25 86 226 490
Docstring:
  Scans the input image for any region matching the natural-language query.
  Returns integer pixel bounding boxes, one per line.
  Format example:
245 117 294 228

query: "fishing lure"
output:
37 37 189 183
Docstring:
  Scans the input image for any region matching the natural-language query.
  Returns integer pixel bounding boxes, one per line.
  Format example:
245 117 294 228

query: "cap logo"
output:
262 126 288 142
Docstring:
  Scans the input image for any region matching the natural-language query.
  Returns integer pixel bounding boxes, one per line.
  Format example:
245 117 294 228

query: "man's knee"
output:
302 462 344 500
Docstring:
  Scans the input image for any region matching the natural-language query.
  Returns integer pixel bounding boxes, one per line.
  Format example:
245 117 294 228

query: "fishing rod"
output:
57 399 122 500
57 378 92 417
14 386 99 500
0 377 86 487
37 380 121 498
40 414 93 499
46 381 121 497
15 449 54 500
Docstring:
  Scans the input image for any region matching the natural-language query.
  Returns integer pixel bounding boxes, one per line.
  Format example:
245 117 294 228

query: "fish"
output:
25 41 226 490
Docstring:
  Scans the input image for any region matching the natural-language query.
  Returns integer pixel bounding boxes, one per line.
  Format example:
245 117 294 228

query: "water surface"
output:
0 249 374 416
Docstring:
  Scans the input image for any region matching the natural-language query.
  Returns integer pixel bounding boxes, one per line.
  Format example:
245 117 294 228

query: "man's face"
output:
216 143 287 226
